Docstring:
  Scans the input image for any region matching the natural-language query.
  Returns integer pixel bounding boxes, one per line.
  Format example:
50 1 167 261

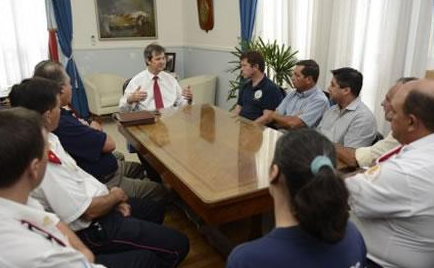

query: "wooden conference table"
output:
118 104 282 225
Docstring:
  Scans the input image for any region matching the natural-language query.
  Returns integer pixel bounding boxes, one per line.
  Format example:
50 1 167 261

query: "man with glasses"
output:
317 67 376 148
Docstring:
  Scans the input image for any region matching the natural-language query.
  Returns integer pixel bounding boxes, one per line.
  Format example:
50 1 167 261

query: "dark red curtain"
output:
48 29 59 62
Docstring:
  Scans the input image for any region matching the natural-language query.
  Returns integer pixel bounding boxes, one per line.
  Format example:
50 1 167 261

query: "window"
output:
254 0 432 133
0 0 48 96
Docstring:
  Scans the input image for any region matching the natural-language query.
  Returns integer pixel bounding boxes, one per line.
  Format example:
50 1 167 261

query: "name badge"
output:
254 89 263 100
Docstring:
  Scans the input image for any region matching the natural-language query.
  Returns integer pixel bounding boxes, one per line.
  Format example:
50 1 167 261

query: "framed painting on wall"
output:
95 0 157 40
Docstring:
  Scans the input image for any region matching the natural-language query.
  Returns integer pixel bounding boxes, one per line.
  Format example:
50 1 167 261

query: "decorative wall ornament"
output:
197 0 214 32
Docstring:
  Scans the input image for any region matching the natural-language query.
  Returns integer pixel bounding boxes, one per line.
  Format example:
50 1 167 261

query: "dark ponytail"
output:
273 129 349 243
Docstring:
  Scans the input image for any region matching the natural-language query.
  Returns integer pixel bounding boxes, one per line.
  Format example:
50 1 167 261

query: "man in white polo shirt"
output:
345 79 434 267
10 78 189 268
0 107 106 268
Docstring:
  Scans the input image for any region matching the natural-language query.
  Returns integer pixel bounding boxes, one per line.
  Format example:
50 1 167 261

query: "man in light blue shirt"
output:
262 60 329 129
317 67 376 148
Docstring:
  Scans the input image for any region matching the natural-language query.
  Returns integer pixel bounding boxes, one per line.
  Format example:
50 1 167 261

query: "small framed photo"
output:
164 53 176 72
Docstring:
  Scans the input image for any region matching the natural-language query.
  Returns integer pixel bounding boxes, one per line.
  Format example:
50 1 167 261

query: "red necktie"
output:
377 145 403 163
153 76 164 110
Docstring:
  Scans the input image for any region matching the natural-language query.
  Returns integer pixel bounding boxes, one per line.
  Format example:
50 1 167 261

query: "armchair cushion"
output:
83 73 126 115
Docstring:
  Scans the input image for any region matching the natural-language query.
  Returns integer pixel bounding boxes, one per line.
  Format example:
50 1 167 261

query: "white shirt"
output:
346 133 434 268
119 69 187 112
0 196 105 268
31 133 109 231
355 132 401 167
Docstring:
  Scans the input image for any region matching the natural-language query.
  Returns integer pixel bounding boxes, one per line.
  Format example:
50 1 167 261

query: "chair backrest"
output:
86 73 125 94
83 73 126 115
123 78 132 94
372 131 384 145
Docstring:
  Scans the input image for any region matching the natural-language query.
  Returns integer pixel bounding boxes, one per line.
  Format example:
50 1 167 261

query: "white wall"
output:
72 0 185 49
71 0 240 110
182 0 239 50
182 0 240 109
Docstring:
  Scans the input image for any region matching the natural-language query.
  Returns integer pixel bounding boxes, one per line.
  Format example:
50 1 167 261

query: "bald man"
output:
345 79 434 268
336 77 416 167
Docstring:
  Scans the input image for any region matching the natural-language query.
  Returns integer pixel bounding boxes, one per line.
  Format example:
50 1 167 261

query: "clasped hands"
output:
110 187 131 217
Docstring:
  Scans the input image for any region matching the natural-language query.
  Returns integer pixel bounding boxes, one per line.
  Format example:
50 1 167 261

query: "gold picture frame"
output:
95 0 157 40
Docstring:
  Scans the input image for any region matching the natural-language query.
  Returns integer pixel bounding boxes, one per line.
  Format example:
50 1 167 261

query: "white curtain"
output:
254 0 432 134
0 0 48 96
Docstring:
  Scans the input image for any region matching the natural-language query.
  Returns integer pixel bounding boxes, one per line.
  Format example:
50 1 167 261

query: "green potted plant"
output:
227 37 298 107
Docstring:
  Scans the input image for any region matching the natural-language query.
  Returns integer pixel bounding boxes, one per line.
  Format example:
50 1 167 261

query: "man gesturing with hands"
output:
120 43 193 112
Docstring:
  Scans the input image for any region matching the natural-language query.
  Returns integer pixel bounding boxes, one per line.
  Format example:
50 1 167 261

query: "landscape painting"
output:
95 0 157 40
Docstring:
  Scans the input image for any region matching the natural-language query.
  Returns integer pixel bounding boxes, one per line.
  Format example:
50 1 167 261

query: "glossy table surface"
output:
119 104 281 224
126 104 281 202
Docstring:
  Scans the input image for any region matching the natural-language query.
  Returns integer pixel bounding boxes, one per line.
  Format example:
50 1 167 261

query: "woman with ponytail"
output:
227 129 366 268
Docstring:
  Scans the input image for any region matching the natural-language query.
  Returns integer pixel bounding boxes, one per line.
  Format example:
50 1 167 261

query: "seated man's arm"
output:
82 187 127 221
89 120 103 131
272 112 306 129
119 79 146 112
56 221 95 263
181 85 193 104
254 109 274 124
355 132 401 167
255 86 284 125
345 163 414 218
55 118 115 159
33 169 125 228
101 133 116 153
271 96 329 129
174 80 192 107
335 144 358 167
296 97 330 128
233 105 242 115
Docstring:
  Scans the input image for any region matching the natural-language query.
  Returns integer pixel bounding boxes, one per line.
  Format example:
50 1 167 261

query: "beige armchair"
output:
83 73 125 115
178 75 217 105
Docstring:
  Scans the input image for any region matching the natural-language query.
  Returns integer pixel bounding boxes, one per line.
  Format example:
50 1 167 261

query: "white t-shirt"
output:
0 196 105 268
119 69 187 111
346 133 434 268
31 133 109 231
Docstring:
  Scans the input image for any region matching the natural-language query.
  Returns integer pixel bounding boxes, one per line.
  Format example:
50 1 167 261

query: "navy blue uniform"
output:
237 76 283 121
53 109 117 180
227 222 366 268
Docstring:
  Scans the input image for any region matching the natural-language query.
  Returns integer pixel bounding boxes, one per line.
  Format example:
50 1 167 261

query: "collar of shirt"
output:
60 107 74 116
343 97 362 111
330 97 362 115
400 133 434 154
144 68 162 81
375 133 434 164
247 74 268 90
48 133 79 171
295 85 319 98
0 196 60 229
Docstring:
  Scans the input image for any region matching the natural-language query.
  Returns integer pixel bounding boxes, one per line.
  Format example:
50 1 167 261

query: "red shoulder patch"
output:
48 150 62 165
